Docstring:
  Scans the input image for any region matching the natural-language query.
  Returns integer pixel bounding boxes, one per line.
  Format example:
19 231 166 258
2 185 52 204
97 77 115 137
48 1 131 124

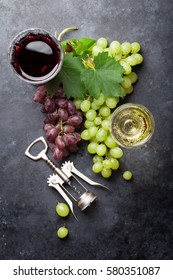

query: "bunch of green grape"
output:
92 37 142 97
74 94 123 178
73 38 143 178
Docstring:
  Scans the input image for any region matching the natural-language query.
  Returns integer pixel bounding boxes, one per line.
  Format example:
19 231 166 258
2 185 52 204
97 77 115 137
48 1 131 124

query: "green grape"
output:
90 136 99 143
119 60 132 75
103 159 112 169
99 106 111 117
92 155 103 163
105 135 117 148
94 116 102 126
94 93 105 106
126 72 138 83
96 144 107 156
110 147 123 158
131 42 141 53
101 119 110 131
56 202 69 217
84 120 95 129
101 168 112 178
86 109 97 121
126 85 134 94
88 126 98 138
73 98 82 110
91 102 100 110
80 100 91 112
57 226 68 239
110 158 120 170
121 76 132 88
105 96 119 109
96 128 108 142
121 42 131 55
123 170 133 180
109 41 121 55
87 142 99 154
131 53 143 64
92 45 103 56
96 37 108 49
125 55 137 66
92 162 103 173
81 129 91 140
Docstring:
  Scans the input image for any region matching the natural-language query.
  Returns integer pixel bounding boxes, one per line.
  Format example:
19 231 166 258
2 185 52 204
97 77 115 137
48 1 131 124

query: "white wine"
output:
110 103 155 148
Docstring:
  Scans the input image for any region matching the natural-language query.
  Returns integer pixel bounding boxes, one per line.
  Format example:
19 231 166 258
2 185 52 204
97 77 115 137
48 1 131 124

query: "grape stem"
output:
55 27 78 41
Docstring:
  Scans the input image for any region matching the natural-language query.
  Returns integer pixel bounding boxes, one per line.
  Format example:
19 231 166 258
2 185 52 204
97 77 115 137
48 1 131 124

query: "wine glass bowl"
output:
110 103 155 148
8 28 64 85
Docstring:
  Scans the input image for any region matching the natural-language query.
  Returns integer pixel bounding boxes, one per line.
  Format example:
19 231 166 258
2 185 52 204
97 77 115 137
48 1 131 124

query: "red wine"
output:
10 30 62 83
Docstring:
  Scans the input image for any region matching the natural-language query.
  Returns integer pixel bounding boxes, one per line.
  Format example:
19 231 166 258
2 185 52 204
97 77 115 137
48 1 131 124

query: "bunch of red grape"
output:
33 85 83 161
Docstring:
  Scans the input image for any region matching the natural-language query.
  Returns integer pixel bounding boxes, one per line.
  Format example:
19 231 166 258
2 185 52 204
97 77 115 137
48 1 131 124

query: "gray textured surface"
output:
0 0 173 260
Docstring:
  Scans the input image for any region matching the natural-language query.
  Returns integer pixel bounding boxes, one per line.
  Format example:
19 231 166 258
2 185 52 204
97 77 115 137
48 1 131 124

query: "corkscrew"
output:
25 136 109 219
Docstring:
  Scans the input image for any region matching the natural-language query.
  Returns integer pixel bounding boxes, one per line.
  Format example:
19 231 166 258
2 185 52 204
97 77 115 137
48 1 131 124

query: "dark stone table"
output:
0 0 173 260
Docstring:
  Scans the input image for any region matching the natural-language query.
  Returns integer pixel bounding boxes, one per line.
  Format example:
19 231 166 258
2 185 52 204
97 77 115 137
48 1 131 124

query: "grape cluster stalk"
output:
33 85 83 161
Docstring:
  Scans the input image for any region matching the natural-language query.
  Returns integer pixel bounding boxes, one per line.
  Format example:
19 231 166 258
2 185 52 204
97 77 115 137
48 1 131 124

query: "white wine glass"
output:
110 103 155 148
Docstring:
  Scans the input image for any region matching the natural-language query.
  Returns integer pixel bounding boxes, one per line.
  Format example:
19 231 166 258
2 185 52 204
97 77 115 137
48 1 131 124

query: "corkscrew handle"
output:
25 136 48 160
25 136 69 182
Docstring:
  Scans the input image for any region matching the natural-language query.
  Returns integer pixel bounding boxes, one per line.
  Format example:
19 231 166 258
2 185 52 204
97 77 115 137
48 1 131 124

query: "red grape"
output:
58 108 69 121
68 115 83 127
46 127 58 142
55 135 65 150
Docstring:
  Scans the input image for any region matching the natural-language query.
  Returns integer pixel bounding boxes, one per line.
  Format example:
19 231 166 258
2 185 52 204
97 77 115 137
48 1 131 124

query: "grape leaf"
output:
46 53 85 99
81 52 124 99
61 38 96 57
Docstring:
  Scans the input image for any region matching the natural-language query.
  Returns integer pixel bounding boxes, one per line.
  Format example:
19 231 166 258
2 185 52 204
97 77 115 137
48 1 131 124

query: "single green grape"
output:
96 128 108 142
57 226 68 239
56 202 69 217
121 76 132 88
94 116 102 126
99 106 111 117
92 45 103 56
96 37 108 49
103 159 112 169
92 155 103 163
81 129 91 140
121 42 131 55
120 60 132 75
126 72 138 83
109 41 121 55
86 109 97 121
110 147 123 158
125 55 137 66
105 96 119 109
110 158 120 170
131 42 141 53
123 170 133 180
94 93 105 106
101 119 110 131
87 142 99 154
96 144 107 156
105 135 117 149
131 53 143 64
80 100 91 112
84 120 95 129
73 98 82 110
91 102 100 110
92 162 103 173
126 85 134 94
101 168 112 178
88 126 98 138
